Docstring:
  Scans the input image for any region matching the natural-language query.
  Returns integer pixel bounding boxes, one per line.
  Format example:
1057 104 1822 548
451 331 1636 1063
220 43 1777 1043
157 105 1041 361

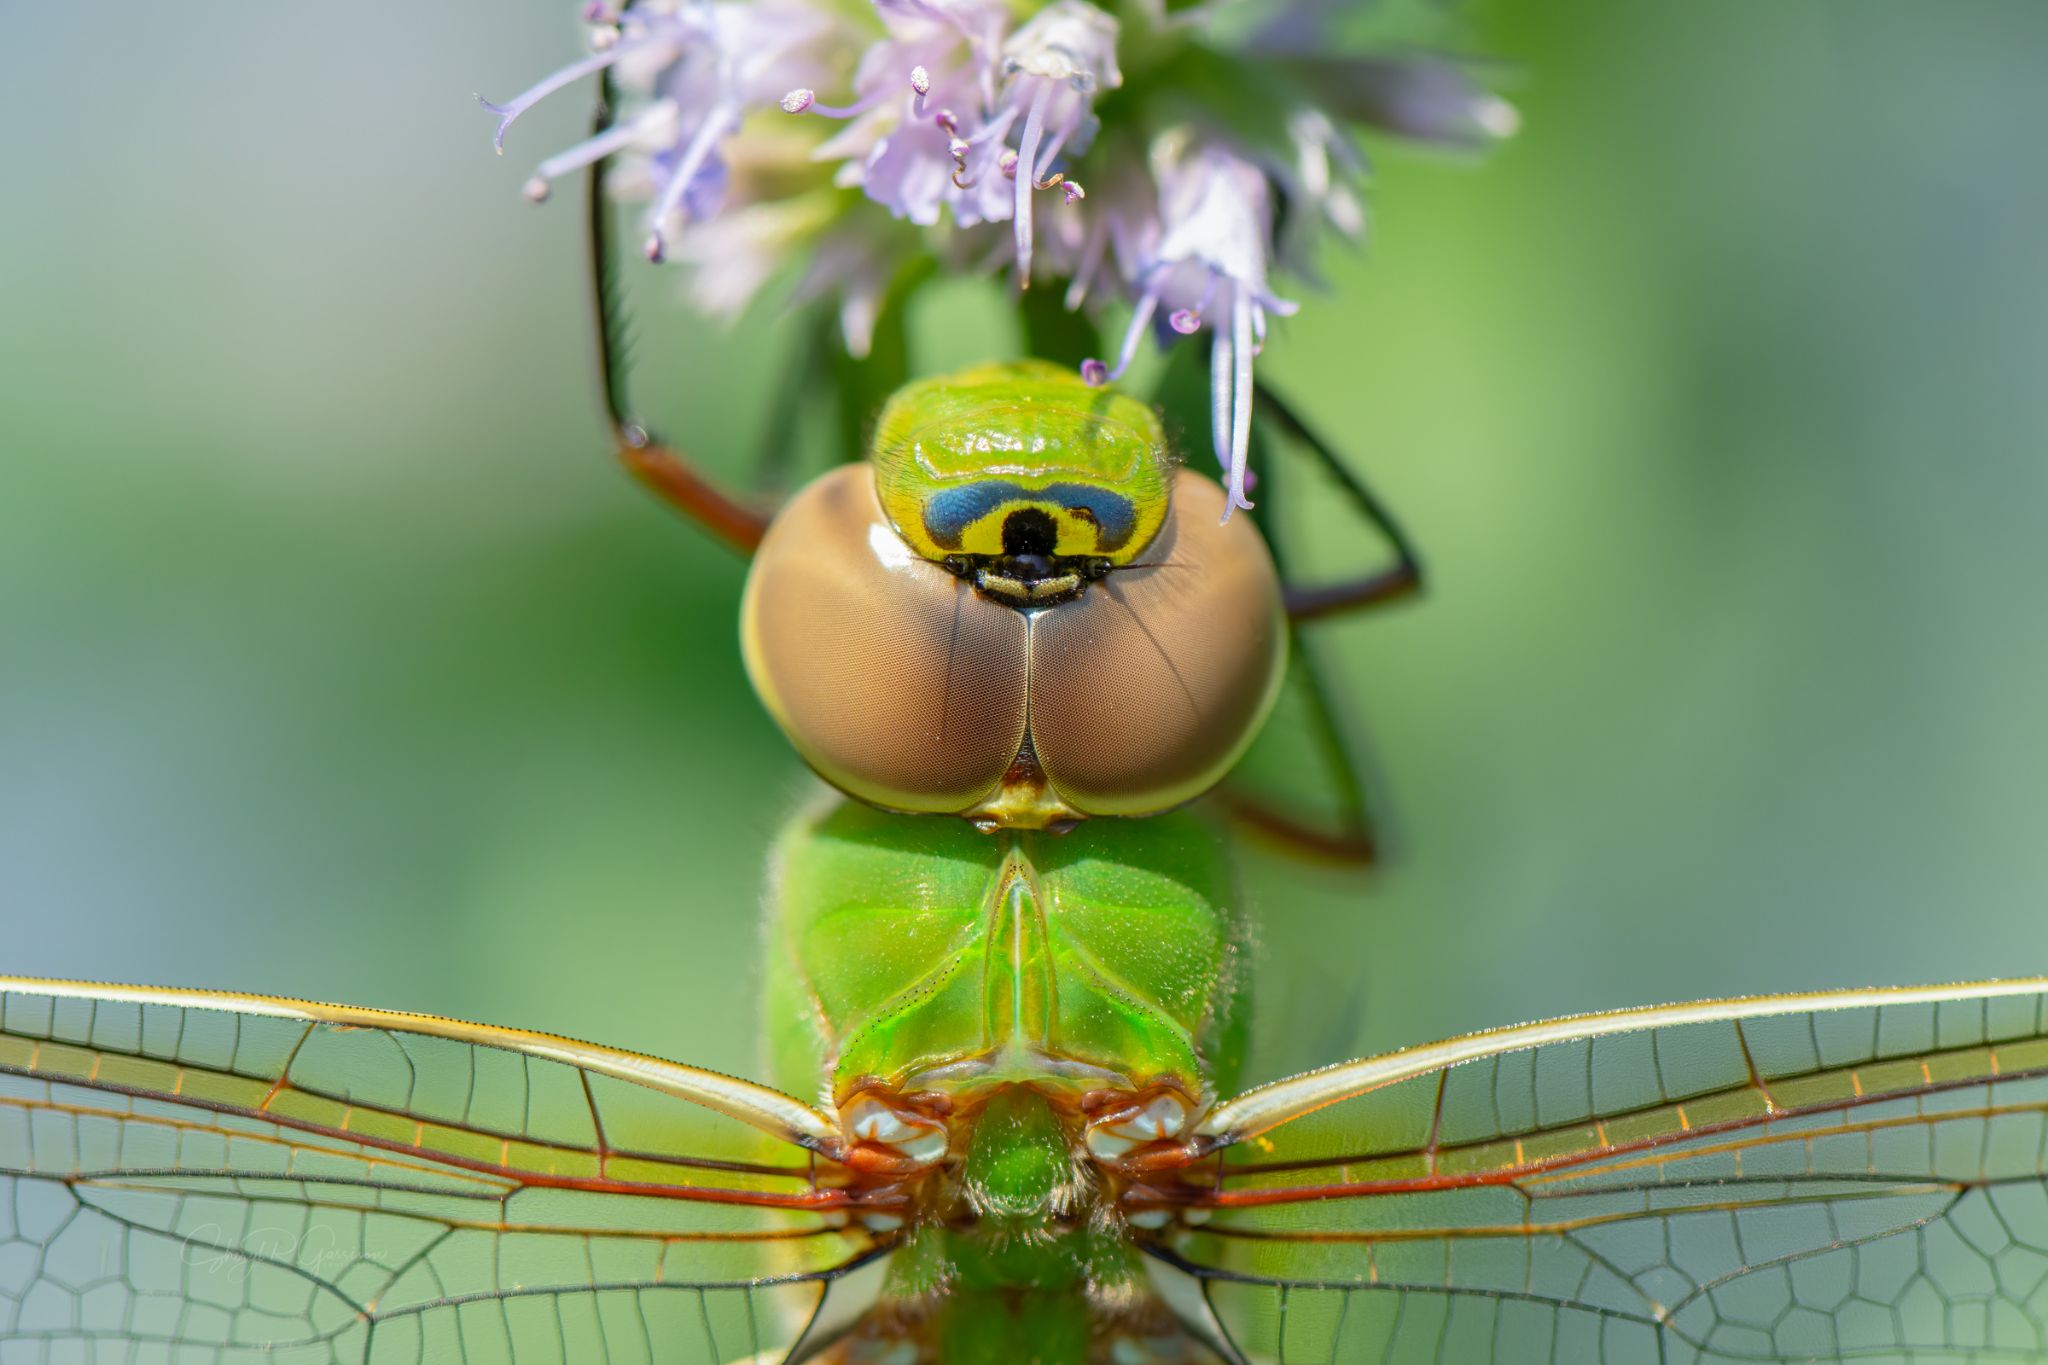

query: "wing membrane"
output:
1155 980 2048 1363
0 979 885 1363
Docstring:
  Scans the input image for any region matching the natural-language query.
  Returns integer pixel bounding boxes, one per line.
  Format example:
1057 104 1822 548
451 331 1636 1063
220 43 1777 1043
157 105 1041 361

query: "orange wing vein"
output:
1146 980 2048 1364
0 979 891 1363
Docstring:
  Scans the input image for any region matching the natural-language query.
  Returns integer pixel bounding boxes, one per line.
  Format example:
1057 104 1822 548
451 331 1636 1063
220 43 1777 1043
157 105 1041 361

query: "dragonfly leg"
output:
611 428 773 557
1215 786 1377 866
1253 380 1423 625
584 72 775 558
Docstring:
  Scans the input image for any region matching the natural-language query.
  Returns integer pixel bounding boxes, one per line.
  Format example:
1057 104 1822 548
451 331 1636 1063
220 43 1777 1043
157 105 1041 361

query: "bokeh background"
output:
4 0 2046 1088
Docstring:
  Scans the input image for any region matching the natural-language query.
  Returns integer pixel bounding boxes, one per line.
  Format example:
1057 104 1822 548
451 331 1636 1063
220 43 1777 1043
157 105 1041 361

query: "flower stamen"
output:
780 87 882 119
1085 287 1160 386
1224 286 1256 513
521 101 677 202
646 99 738 261
478 46 628 153
1011 79 1053 281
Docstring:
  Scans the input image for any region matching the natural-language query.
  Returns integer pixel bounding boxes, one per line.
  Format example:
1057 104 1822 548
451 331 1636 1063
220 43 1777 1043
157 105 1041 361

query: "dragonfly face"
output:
742 362 1287 829
869 362 1174 607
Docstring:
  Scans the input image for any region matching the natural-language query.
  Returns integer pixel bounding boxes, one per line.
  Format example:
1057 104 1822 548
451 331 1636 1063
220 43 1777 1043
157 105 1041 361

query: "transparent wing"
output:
1149 980 2048 1364
0 979 889 1364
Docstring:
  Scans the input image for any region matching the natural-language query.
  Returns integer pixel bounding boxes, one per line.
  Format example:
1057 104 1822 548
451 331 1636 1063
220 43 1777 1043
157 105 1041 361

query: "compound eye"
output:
1027 472 1285 816
741 465 1029 814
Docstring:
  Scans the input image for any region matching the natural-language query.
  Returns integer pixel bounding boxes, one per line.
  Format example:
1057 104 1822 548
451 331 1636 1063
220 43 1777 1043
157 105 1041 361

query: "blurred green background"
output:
3 0 2045 1088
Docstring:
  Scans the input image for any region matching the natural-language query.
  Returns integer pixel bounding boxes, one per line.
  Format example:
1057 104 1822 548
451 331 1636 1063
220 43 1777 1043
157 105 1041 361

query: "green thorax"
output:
763 798 1249 1109
868 360 1172 566
765 799 1243 1363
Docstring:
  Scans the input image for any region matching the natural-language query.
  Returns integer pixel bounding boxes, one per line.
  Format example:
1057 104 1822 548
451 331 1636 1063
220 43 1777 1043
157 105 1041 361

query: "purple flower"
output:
785 0 1008 227
785 0 1116 284
1267 54 1522 148
1269 109 1366 280
986 0 1118 281
1086 137 1296 518
481 0 838 260
665 191 834 319
483 1 1513 519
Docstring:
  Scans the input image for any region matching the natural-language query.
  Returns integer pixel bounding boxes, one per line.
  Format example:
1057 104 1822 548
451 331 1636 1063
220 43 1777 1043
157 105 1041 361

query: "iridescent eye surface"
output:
1025 473 1285 817
740 465 1029 816
740 465 1285 823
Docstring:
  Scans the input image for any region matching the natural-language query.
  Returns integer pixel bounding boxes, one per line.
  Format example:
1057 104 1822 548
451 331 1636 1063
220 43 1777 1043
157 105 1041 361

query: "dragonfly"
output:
10 281 2048 1365
11 69 2046 1365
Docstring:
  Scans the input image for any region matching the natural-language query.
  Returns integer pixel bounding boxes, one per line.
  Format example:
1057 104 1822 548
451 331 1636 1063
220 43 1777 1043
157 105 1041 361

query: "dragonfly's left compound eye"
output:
1023 472 1285 817
741 466 1285 823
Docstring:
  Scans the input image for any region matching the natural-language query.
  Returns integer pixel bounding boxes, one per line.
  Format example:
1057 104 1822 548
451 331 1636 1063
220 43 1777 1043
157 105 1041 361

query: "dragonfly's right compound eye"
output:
740 464 1284 823
741 464 1032 816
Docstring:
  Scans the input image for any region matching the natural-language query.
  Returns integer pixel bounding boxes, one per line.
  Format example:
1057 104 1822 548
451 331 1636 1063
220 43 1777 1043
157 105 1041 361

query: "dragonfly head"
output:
740 363 1287 827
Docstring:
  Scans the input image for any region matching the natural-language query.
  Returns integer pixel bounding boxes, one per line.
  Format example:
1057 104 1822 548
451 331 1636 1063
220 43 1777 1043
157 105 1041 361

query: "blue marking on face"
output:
922 482 1138 553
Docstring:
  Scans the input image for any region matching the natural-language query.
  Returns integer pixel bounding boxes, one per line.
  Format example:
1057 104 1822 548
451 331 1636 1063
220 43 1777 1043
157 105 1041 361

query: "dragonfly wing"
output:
1148 981 2048 1364
0 979 888 1363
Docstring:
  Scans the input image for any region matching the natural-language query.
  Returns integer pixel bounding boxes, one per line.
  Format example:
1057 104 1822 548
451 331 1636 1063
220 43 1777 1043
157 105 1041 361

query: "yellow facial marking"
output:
868 363 1172 567
943 493 1124 558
